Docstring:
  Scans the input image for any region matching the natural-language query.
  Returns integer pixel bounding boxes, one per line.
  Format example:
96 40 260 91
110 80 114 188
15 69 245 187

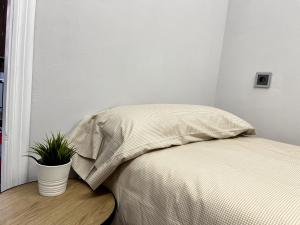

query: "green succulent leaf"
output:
26 132 76 166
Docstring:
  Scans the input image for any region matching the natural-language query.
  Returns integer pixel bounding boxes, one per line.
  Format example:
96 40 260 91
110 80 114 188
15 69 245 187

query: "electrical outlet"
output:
254 72 272 88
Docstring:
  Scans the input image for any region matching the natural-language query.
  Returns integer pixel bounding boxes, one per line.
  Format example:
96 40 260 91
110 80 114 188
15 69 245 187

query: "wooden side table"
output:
0 179 115 225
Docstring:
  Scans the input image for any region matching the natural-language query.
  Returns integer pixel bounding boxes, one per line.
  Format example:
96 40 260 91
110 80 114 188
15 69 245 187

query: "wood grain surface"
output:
0 179 115 225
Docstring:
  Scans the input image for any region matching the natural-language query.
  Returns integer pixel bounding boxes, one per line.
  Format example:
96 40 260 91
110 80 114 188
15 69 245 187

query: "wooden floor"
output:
0 179 115 225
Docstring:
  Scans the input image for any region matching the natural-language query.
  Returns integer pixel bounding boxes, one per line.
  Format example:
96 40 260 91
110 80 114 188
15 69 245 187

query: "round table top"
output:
0 179 115 225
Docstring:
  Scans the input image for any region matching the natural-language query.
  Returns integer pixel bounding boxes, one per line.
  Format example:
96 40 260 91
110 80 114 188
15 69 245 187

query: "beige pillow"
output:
70 104 255 189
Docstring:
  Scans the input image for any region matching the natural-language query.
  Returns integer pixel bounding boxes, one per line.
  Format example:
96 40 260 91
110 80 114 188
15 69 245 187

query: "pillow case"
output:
69 104 255 189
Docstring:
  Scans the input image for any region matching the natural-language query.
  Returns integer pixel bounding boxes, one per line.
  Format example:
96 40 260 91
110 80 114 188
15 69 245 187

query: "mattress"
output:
104 137 300 225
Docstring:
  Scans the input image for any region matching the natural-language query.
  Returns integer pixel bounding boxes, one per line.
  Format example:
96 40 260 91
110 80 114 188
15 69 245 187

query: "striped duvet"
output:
105 137 300 225
68 105 300 224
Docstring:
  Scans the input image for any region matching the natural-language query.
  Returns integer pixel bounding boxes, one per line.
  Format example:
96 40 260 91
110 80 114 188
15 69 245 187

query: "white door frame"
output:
1 0 36 191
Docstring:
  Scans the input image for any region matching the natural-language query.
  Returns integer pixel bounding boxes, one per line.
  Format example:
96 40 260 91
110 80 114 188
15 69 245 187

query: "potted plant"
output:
27 133 76 196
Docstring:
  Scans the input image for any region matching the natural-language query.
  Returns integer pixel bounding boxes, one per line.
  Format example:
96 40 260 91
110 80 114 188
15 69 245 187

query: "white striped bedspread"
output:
105 137 300 225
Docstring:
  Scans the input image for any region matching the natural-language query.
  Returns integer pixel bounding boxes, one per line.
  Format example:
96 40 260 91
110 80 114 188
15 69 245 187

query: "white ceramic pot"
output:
37 160 72 197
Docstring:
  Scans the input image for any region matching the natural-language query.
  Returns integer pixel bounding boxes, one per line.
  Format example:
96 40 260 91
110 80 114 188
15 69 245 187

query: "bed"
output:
68 104 300 225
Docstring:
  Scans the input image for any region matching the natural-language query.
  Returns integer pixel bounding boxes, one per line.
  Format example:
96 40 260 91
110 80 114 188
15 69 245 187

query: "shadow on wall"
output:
216 0 300 146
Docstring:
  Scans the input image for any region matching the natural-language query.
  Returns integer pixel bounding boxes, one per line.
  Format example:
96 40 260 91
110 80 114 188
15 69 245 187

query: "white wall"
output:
29 0 229 179
216 0 300 145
